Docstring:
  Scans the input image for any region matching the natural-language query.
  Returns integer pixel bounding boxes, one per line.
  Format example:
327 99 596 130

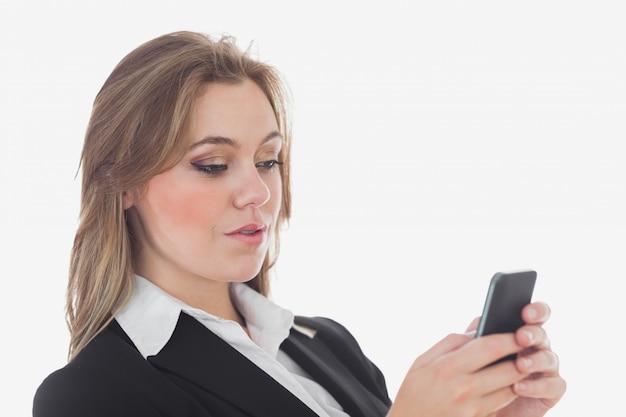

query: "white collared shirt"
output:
116 275 348 417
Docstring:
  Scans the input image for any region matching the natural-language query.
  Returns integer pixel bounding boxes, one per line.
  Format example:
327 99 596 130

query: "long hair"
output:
67 31 292 359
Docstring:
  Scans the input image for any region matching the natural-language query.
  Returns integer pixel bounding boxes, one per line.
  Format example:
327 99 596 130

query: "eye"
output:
191 162 228 176
255 159 284 172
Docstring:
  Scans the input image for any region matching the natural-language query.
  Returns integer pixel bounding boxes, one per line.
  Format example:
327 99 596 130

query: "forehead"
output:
190 80 278 141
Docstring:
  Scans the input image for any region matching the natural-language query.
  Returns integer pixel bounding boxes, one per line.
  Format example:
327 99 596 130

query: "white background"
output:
1 1 624 416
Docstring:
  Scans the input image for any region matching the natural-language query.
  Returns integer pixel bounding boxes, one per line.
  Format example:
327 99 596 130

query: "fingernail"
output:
524 330 534 344
515 381 527 393
521 357 533 371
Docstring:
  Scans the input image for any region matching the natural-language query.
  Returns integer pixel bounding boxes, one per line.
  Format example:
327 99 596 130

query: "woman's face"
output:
125 79 283 290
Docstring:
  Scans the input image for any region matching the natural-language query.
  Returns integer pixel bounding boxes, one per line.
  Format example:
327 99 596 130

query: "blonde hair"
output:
67 31 292 358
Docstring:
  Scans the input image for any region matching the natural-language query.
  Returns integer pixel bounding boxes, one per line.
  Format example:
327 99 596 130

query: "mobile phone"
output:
475 270 537 363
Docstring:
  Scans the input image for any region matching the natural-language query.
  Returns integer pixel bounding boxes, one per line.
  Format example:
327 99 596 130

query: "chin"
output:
227 264 264 283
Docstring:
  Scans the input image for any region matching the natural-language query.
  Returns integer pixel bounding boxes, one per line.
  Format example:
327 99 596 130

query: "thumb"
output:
412 332 474 368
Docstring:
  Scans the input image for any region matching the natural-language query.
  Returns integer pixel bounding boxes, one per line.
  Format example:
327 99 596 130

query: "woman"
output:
33 31 565 417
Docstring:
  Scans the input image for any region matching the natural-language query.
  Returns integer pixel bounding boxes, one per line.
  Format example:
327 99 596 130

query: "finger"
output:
479 384 519 416
412 333 474 367
516 349 560 376
515 324 550 350
513 375 567 404
455 333 522 371
477 358 528 395
466 316 481 332
522 301 551 325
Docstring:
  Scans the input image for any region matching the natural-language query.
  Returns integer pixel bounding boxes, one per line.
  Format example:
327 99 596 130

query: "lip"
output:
225 223 267 246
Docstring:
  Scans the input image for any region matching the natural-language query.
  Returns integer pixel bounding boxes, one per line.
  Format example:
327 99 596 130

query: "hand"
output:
387 302 566 417
495 302 566 417
388 330 527 417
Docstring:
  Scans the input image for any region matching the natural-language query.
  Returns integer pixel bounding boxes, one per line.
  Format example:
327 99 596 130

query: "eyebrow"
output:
189 131 283 150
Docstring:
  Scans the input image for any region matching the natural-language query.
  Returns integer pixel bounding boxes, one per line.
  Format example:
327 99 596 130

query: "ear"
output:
122 189 139 210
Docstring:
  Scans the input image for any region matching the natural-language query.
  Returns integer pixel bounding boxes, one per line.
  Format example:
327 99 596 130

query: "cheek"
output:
268 175 283 214
145 176 223 232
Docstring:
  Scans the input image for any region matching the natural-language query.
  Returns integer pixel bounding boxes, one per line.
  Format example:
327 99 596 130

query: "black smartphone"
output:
475 269 537 363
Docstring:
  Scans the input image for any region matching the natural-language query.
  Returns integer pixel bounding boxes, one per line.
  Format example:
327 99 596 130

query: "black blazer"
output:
33 313 392 417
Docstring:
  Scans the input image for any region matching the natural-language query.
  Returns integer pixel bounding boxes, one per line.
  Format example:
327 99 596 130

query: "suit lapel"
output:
81 320 212 416
148 312 318 417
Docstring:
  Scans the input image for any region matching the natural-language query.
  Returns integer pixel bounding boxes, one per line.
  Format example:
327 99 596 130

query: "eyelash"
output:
256 159 284 171
191 160 284 177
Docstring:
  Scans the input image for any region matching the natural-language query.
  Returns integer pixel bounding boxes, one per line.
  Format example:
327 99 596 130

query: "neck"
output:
144 273 245 327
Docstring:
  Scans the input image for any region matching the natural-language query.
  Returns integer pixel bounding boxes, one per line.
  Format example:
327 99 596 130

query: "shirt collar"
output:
116 275 294 359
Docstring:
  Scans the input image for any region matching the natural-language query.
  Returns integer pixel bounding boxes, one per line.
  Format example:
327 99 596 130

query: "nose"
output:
233 166 271 209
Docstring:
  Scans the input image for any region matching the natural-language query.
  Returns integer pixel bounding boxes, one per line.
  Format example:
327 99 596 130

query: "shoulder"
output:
293 315 391 405
294 315 363 352
33 322 162 417
33 362 159 417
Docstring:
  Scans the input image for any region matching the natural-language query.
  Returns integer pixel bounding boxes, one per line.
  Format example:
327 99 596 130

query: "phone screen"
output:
476 270 537 338
475 270 536 364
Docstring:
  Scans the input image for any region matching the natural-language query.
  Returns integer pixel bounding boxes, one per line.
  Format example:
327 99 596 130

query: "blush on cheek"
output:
146 173 219 233
164 195 197 228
